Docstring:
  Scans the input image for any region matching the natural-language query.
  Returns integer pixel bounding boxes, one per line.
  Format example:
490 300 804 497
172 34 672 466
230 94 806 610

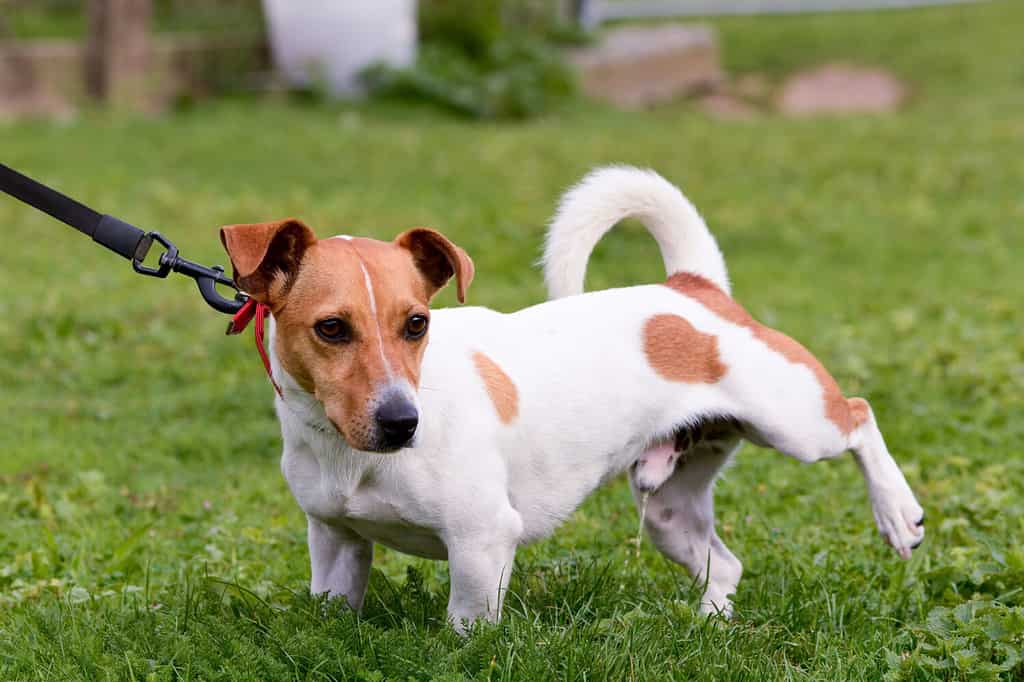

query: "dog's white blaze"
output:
357 260 392 377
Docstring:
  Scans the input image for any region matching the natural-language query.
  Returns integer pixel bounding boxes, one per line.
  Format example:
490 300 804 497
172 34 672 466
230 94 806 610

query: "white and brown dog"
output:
219 166 924 630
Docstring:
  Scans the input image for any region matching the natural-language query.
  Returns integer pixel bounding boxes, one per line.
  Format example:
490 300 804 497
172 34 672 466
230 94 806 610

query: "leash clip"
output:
131 230 247 315
132 231 176 278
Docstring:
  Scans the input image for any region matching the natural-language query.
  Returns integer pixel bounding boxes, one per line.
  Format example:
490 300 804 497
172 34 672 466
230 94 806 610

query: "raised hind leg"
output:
630 433 743 616
743 396 925 559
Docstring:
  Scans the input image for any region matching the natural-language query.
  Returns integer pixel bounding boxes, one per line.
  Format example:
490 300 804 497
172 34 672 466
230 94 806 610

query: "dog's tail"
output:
543 165 730 298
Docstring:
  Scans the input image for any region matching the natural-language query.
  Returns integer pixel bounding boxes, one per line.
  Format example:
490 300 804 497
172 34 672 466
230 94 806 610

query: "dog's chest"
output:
283 446 390 520
281 446 448 559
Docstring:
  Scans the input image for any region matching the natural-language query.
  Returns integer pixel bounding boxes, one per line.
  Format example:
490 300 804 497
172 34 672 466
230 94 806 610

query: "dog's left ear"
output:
395 228 474 303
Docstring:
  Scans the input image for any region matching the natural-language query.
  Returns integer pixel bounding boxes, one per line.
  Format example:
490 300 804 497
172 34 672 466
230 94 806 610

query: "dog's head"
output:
221 219 473 452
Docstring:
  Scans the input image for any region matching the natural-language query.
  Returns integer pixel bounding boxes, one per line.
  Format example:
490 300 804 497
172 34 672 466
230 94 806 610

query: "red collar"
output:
226 298 282 396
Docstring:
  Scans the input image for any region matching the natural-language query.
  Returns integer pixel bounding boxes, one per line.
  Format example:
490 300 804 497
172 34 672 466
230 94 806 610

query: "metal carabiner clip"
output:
132 230 247 314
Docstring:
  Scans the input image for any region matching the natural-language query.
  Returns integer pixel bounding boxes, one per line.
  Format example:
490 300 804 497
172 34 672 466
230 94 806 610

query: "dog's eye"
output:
315 318 351 343
405 314 429 339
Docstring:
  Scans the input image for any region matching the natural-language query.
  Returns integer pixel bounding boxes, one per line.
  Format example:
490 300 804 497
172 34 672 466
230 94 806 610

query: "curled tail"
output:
543 166 730 298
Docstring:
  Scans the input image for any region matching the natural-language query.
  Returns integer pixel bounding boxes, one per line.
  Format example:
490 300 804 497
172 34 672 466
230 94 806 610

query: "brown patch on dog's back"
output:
473 352 519 424
643 314 727 384
665 272 865 435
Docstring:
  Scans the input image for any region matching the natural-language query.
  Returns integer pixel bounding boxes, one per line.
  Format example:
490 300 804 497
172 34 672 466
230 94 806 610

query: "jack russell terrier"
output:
220 166 924 631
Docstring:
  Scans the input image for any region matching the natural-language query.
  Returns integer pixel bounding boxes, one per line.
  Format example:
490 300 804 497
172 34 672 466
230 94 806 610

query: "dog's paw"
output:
698 596 734 619
870 483 924 560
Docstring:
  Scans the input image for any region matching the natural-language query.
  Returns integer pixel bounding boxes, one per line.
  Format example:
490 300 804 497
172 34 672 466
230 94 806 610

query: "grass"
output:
1 1 1023 679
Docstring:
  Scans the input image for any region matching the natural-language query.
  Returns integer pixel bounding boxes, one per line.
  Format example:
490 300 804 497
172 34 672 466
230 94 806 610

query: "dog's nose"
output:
375 397 418 449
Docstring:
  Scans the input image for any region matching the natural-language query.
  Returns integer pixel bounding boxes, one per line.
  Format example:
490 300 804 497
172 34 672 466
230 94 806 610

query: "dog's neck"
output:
281 375 334 436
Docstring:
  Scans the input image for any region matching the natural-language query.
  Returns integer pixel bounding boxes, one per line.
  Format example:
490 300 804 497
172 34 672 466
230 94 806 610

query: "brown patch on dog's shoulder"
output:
666 272 864 435
643 314 727 384
472 352 519 424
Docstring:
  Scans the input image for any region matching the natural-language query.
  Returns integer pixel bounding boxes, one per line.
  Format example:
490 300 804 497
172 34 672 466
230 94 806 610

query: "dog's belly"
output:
509 442 646 543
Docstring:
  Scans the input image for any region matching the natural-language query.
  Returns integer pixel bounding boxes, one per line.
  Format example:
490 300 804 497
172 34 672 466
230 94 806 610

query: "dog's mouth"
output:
326 418 416 454
365 436 416 454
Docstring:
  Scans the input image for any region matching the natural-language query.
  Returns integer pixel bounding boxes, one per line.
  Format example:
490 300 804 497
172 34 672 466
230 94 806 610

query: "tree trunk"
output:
86 0 153 110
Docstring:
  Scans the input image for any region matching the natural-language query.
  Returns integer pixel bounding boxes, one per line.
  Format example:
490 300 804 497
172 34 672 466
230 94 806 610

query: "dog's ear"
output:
394 228 474 303
220 218 317 303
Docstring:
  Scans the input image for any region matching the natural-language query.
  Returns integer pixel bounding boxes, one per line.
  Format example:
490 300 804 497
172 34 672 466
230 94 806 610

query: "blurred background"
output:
0 0 988 119
1 1 1022 679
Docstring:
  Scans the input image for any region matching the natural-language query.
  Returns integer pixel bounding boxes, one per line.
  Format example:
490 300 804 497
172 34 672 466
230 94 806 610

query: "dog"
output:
219 166 924 631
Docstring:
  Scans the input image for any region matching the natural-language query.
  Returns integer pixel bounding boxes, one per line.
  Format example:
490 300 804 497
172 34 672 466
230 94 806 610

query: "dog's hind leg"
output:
846 399 926 559
631 436 742 616
741 396 925 559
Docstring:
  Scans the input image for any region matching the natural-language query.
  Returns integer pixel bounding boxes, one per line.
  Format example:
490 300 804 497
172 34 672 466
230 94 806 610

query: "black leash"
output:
0 163 246 314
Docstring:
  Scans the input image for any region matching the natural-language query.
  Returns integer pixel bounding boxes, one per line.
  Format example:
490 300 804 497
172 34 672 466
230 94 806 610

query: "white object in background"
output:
262 0 417 96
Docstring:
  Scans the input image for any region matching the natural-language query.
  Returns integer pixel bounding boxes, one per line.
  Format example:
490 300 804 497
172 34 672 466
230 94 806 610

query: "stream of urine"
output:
635 491 650 558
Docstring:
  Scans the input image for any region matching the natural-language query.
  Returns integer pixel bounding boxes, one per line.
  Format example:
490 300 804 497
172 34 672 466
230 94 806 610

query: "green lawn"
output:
1 2 1023 679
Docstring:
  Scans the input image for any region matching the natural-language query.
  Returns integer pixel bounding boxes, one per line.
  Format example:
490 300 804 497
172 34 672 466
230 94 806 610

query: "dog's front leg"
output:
444 504 522 634
446 538 518 634
307 516 373 610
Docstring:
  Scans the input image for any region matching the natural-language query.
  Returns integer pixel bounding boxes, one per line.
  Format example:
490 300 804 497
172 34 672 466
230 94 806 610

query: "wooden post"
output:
86 0 153 110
